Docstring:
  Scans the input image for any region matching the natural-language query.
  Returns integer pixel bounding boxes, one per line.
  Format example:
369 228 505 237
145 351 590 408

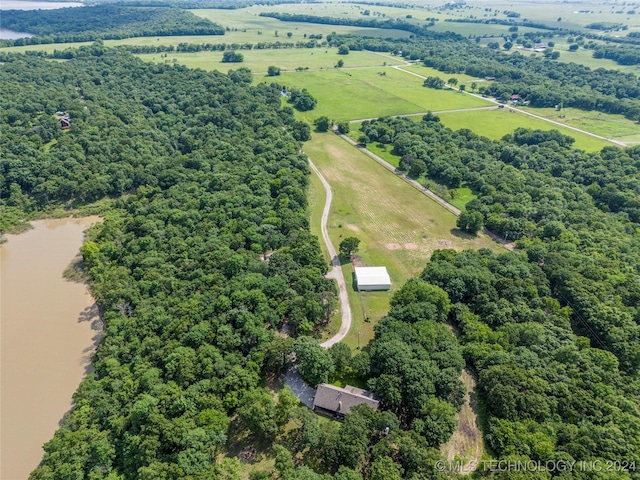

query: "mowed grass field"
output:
305 132 499 348
269 66 489 122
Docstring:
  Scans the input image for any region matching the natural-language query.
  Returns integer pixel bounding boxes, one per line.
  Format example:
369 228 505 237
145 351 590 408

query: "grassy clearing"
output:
449 187 476 211
274 66 488 122
136 48 402 74
304 132 499 348
440 369 485 471
437 108 610 152
519 107 640 141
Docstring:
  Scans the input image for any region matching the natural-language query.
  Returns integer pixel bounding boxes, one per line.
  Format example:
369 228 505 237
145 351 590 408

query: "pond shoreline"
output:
0 216 101 480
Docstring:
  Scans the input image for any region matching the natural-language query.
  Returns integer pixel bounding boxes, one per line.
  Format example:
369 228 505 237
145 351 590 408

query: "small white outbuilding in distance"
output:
354 267 391 291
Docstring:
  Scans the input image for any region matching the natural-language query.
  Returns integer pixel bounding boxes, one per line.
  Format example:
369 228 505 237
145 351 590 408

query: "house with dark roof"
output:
312 384 380 419
57 114 71 130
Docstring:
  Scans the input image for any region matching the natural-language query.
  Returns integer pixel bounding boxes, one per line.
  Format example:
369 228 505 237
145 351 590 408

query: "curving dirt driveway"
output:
307 159 353 348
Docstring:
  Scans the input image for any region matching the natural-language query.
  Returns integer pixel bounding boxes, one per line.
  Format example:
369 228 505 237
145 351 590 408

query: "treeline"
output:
326 34 640 121
443 16 559 31
591 44 640 66
358 116 640 379
0 5 223 46
258 12 438 36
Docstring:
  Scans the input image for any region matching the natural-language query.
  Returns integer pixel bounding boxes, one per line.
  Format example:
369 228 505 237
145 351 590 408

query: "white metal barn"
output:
354 267 391 291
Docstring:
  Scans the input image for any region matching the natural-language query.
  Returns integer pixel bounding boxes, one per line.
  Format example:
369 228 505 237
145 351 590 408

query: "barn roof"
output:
313 384 380 416
354 267 390 286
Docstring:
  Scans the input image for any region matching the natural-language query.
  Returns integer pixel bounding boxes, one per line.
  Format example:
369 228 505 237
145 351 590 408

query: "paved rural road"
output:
307 159 353 348
337 133 515 250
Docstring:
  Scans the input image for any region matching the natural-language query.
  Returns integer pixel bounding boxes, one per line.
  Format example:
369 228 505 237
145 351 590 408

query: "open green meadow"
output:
304 132 499 348
268 66 488 122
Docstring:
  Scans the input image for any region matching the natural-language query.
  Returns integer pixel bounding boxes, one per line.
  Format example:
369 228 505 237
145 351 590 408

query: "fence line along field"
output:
304 132 499 347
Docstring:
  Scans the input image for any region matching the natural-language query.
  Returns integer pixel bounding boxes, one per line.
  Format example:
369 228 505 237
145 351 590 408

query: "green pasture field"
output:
136 47 403 74
520 107 640 143
269 67 489 122
437 108 610 151
304 132 499 348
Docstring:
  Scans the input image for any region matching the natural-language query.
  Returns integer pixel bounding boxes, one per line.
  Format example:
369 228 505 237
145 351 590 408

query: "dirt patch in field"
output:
404 243 419 250
351 255 365 267
346 224 360 232
386 243 402 250
437 239 452 247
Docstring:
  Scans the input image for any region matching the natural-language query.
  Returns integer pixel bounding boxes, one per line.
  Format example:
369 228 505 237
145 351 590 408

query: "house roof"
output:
313 384 380 415
354 267 391 286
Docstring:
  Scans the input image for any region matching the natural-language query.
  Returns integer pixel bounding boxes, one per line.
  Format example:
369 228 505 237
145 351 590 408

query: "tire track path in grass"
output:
308 158 353 349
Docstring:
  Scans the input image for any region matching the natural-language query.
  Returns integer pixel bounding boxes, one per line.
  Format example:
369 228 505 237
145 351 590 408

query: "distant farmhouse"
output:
313 384 380 419
534 43 548 52
56 111 70 130
354 266 391 291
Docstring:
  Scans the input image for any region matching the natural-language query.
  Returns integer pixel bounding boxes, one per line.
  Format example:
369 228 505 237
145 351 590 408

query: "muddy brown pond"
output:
1 217 101 480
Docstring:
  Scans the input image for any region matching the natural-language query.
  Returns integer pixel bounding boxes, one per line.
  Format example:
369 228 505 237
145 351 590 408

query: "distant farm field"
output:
271 67 489 122
304 132 499 347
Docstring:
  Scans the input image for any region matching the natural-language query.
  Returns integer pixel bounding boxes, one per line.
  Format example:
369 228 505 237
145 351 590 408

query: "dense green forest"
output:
422 249 640 474
358 116 640 374
1 48 462 479
0 5 224 46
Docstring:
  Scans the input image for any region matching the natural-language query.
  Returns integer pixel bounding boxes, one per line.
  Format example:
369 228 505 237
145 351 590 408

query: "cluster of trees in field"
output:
0 5 223 46
12 39 327 61
359 115 640 375
325 33 640 121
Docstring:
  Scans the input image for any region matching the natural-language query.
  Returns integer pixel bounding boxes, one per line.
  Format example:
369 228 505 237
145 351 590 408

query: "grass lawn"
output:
519 107 640 142
304 132 499 349
136 47 403 74
273 67 488 122
437 108 611 152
